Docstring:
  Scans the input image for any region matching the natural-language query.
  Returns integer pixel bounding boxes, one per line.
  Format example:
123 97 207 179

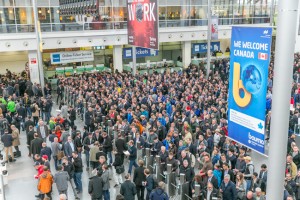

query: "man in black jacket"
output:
144 169 155 200
220 174 237 200
1 129 15 162
203 182 219 200
68 106 76 127
26 126 35 156
102 132 113 165
85 106 94 132
128 140 138 174
133 160 146 200
30 133 43 158
120 174 137 200
83 133 95 171
24 116 35 134
115 133 127 163
88 170 104 200
57 84 64 104
72 151 83 194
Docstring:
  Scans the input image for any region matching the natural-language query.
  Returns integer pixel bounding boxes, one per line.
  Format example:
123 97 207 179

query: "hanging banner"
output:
51 50 94 64
211 16 219 40
127 0 159 49
192 42 220 54
123 47 158 59
228 26 272 154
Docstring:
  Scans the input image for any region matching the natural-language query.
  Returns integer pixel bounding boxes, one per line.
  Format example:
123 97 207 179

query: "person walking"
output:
144 169 156 200
11 125 21 157
120 174 137 200
101 164 110 200
134 160 146 200
220 174 237 200
51 137 62 170
90 141 100 170
128 140 138 174
88 170 104 200
112 150 124 187
1 129 15 163
72 151 83 194
37 166 53 199
54 165 70 197
31 133 43 159
149 182 169 200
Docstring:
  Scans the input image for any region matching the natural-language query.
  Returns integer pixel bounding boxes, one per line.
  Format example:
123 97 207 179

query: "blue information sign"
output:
123 47 158 59
228 27 272 154
192 42 220 54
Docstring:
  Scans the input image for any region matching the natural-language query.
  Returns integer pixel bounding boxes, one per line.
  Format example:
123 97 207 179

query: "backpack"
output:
0 120 8 130
30 105 36 112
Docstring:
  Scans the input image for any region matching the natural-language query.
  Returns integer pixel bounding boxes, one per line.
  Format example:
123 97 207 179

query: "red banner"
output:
127 0 159 50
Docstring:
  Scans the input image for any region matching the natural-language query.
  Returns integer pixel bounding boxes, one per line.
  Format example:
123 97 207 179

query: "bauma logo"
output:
263 30 268 35
248 132 264 145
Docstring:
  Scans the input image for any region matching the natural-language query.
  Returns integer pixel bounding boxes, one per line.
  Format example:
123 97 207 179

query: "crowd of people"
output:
1 53 300 200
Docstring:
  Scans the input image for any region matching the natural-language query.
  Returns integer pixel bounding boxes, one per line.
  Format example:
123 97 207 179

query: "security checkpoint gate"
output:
180 173 193 200
136 141 143 160
145 148 155 174
166 164 177 198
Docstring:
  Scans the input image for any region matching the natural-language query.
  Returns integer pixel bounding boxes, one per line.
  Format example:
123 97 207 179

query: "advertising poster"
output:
127 0 159 49
228 27 272 154
211 16 218 40
192 42 220 54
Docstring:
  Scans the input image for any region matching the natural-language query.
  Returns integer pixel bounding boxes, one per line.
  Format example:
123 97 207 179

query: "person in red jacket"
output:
34 161 44 179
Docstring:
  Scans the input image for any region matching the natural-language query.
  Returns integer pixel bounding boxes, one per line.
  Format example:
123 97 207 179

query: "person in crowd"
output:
72 151 83 194
36 166 53 199
120 174 137 200
144 168 155 200
1 129 15 163
101 164 110 200
149 181 169 200
64 136 75 161
51 137 62 170
102 132 113 166
244 156 254 192
220 174 237 200
128 140 138 174
133 160 146 200
88 169 104 200
31 133 43 159
40 142 52 161
11 124 21 157
54 165 69 197
90 141 100 170
203 182 219 200
37 120 49 142
252 187 266 200
83 132 95 171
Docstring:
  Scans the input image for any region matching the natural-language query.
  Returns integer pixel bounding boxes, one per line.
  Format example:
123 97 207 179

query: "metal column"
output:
206 0 212 79
32 0 45 93
266 0 299 199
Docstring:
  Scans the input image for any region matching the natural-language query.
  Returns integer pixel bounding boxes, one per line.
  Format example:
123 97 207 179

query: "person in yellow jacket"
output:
37 166 53 199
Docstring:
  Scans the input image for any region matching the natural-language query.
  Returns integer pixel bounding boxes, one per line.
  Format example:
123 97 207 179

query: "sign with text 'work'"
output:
127 0 159 49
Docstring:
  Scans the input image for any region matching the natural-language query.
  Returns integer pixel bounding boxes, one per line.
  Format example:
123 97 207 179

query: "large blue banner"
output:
123 47 158 59
228 27 272 154
192 42 220 54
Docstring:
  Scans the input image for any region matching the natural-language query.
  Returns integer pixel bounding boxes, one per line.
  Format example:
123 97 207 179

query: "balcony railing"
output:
0 17 271 34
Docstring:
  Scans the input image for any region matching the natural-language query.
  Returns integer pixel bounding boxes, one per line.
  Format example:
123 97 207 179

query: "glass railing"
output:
0 17 271 34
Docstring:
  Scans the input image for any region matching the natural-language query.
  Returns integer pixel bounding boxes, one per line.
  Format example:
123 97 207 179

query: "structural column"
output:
266 0 299 199
113 45 123 72
182 41 191 68
28 50 41 84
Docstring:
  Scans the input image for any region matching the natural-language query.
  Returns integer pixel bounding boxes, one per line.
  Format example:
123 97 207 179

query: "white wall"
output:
0 51 28 74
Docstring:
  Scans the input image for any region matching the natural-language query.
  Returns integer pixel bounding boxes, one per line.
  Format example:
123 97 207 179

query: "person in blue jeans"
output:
101 164 110 200
72 151 83 194
128 140 138 174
